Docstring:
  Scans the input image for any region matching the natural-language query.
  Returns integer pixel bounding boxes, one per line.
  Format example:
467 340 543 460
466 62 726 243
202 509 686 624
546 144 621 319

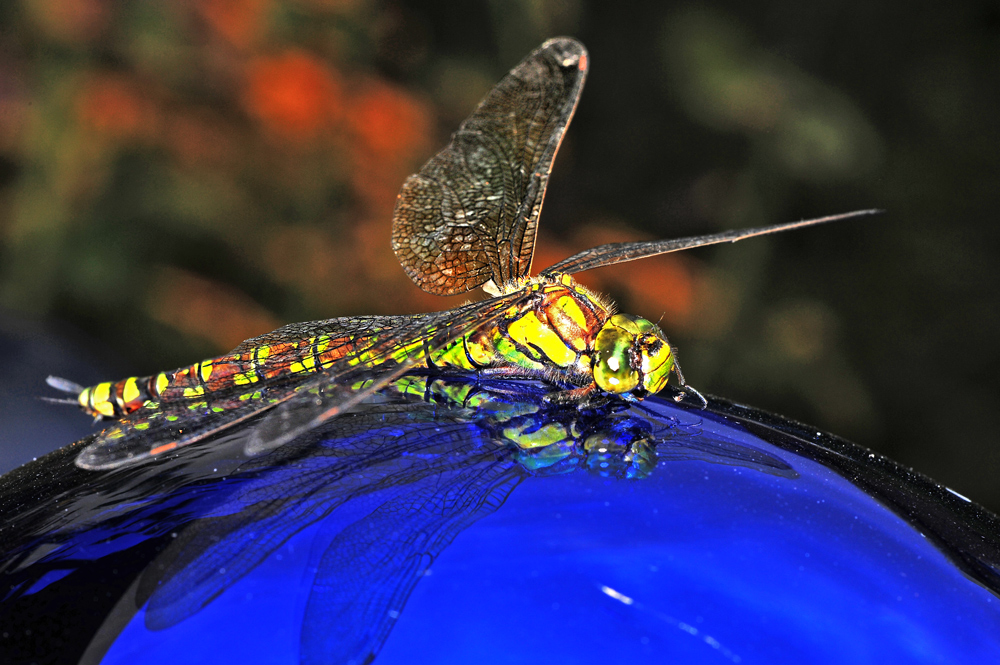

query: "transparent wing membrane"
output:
392 38 587 295
76 292 534 470
242 291 534 456
542 210 883 276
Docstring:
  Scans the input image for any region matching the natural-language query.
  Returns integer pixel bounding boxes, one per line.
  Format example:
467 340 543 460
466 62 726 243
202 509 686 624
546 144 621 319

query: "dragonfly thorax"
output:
593 314 674 395
483 275 676 398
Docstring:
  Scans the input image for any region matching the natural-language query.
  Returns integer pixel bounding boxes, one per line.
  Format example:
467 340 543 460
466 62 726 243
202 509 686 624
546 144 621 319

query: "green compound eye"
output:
593 314 675 395
594 319 640 393
633 317 674 394
638 331 673 394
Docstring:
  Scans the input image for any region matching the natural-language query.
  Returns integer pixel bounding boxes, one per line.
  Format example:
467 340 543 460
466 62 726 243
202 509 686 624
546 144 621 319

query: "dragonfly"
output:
49 37 878 471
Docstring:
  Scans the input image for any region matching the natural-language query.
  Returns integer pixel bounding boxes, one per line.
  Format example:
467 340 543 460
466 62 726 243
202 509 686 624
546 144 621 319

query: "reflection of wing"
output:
137 408 522 635
657 435 798 478
132 386 794 633
392 38 588 295
300 453 520 664
651 418 798 478
76 290 533 470
127 385 802 664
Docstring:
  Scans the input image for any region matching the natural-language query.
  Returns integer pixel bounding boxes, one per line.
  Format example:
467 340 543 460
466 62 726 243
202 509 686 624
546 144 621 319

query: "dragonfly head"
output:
593 314 674 396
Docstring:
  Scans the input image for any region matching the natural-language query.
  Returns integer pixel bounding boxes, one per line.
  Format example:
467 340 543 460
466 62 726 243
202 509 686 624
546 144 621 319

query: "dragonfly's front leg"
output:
669 352 710 408
477 365 551 382
476 366 612 408
542 383 621 410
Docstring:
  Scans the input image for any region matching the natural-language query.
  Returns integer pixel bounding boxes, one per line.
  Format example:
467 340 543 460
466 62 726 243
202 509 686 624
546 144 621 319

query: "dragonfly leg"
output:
478 366 547 380
544 383 596 403
544 383 616 410
670 350 709 409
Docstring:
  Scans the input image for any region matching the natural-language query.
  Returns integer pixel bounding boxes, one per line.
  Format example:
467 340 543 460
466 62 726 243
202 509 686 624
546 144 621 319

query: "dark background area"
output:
1 1 997 511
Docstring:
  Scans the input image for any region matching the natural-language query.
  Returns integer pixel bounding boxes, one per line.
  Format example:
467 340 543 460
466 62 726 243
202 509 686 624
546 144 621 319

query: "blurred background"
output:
0 0 997 510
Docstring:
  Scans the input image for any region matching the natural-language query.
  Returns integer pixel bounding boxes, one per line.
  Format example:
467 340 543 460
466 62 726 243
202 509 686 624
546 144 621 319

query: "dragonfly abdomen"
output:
75 360 244 421
73 332 388 420
75 374 166 419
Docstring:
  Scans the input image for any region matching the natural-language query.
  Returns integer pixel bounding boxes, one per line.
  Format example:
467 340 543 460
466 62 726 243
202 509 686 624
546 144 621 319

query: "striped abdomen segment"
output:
76 331 393 420
76 374 169 419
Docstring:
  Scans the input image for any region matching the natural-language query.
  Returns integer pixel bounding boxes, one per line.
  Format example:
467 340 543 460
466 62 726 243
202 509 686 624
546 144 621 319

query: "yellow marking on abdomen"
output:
155 373 170 396
233 371 259 386
122 377 141 404
466 333 493 366
77 387 91 409
290 360 314 374
89 382 116 418
431 337 478 370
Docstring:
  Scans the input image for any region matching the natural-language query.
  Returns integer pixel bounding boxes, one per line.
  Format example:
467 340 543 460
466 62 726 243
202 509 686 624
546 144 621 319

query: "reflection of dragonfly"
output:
108 378 795 664
49 37 877 470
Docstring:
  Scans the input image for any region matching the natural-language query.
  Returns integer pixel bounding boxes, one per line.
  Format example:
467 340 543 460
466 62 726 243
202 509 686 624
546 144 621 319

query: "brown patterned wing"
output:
392 37 588 295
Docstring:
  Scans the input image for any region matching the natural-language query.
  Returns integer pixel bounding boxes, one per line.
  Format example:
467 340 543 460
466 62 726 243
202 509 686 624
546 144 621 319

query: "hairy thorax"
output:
430 274 614 383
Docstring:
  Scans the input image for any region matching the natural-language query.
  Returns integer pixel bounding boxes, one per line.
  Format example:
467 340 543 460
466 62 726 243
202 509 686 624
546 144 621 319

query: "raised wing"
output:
392 37 588 295
75 37 589 471
542 210 883 276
